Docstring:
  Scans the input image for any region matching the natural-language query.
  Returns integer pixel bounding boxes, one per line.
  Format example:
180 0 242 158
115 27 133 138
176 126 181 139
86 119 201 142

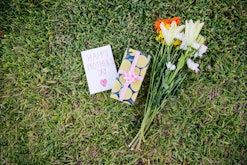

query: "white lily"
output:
185 20 204 47
187 58 199 73
160 21 185 46
166 61 176 70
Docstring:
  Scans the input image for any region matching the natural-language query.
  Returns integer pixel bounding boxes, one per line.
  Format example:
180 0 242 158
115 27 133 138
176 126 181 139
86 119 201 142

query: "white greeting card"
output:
81 45 117 94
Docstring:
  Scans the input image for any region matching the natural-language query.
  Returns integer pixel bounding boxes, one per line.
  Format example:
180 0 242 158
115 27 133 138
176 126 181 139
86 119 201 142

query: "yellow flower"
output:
173 39 181 46
155 31 165 44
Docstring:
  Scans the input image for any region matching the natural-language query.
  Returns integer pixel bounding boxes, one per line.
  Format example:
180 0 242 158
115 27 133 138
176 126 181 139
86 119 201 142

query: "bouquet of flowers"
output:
129 17 208 150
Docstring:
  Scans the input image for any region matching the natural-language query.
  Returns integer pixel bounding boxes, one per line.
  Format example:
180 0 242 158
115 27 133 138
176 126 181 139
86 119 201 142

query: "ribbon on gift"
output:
118 51 144 101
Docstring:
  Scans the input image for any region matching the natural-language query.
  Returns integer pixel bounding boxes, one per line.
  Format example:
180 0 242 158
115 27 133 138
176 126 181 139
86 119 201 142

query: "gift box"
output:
110 48 151 105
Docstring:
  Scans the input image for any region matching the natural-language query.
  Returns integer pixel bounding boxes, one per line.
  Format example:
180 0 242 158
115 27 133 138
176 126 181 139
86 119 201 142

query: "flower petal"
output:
187 58 199 73
166 61 176 70
192 42 200 50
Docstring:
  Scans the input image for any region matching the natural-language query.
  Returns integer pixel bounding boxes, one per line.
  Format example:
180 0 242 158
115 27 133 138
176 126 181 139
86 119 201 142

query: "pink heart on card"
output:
100 79 107 87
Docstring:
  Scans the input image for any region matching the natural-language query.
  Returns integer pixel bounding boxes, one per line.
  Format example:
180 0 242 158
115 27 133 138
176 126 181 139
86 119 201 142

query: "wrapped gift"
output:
110 48 151 105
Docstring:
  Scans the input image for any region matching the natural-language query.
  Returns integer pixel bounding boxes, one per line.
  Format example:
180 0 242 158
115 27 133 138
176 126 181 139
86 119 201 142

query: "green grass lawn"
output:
1 0 246 164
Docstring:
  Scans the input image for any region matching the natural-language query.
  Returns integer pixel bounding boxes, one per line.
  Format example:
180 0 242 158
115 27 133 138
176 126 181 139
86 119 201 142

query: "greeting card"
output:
81 45 117 94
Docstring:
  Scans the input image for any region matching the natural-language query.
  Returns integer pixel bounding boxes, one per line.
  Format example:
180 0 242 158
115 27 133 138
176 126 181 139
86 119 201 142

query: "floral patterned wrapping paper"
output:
110 48 151 105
